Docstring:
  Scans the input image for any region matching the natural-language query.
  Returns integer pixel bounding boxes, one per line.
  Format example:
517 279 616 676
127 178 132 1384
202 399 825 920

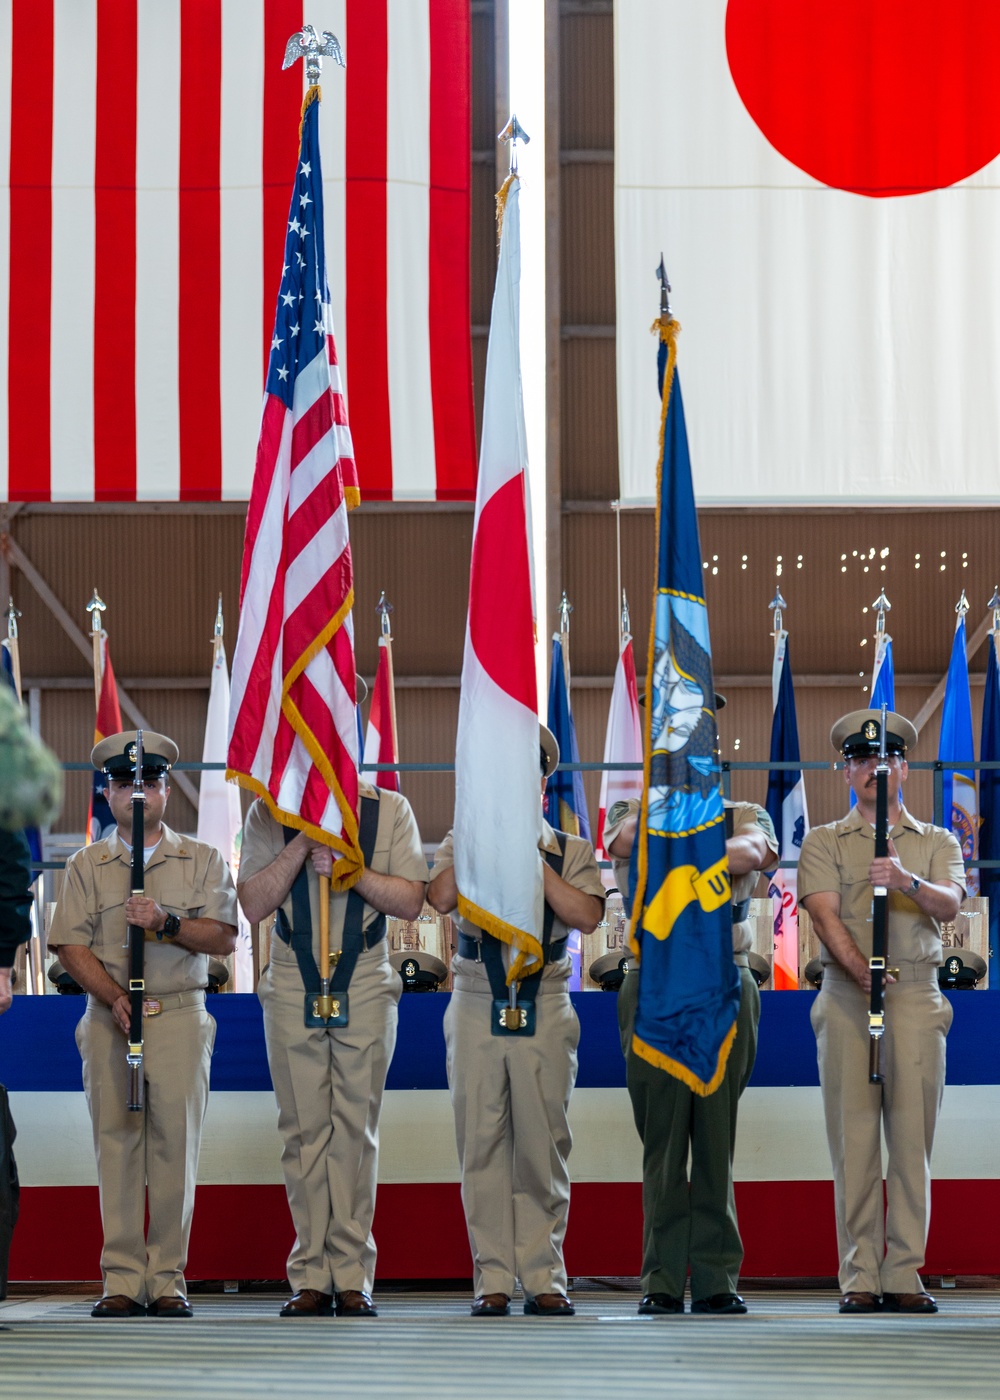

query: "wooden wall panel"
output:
560 165 615 325
560 339 618 500
560 10 613 149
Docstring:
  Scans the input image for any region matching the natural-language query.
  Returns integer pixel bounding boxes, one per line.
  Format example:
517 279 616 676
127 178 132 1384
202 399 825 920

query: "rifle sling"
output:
480 833 567 1006
275 796 385 996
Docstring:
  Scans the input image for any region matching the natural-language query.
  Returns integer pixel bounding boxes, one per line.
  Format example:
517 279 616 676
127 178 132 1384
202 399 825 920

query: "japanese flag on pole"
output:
453 178 543 979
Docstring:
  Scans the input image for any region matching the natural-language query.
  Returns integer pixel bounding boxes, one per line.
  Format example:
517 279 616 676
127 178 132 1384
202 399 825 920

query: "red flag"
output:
87 646 122 845
364 637 400 792
227 87 361 888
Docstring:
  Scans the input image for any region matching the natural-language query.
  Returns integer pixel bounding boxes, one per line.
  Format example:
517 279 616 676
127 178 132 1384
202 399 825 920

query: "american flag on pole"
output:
227 82 361 886
0 0 474 503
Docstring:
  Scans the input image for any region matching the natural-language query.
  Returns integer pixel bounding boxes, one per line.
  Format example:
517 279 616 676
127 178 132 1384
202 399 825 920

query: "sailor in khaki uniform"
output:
799 708 964 1315
427 726 605 1318
238 783 427 1318
49 732 238 1318
604 790 777 1316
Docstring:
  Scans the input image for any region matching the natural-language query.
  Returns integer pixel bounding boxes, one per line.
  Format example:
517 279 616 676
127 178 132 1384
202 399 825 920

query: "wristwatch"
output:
907 876 921 898
160 913 181 938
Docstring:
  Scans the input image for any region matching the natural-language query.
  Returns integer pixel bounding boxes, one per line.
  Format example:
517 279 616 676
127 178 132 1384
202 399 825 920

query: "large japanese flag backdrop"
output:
615 1 1000 505
0 0 474 503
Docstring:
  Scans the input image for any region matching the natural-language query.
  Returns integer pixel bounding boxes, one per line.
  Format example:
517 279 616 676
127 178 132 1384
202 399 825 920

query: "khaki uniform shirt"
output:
431 820 606 980
797 805 965 966
602 797 778 957
238 783 429 965
49 824 238 995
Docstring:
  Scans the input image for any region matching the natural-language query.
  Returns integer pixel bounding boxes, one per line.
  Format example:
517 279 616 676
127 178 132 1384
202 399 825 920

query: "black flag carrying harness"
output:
274 796 386 1029
457 832 568 1037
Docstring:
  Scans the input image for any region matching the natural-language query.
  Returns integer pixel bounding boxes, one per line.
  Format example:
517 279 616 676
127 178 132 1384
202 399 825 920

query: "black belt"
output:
479 833 567 1036
274 796 385 1026
457 932 568 963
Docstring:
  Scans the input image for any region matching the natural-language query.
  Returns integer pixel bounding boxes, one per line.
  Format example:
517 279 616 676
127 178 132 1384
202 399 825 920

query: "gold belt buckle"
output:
143 998 162 1018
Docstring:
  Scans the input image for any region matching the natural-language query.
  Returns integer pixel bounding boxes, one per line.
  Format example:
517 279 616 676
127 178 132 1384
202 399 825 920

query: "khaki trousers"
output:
76 997 215 1305
811 967 952 1295
618 965 759 1300
443 960 580 1299
260 943 400 1295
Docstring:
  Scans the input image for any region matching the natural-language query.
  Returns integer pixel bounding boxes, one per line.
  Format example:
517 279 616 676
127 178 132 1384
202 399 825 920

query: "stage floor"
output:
1 1286 998 1399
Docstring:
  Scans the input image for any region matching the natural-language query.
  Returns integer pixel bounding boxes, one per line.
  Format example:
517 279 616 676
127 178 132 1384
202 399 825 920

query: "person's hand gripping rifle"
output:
126 730 146 1111
868 705 891 1084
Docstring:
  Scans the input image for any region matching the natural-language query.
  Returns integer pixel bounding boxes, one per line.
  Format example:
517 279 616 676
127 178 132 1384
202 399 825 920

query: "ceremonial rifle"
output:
126 731 146 1111
868 705 890 1084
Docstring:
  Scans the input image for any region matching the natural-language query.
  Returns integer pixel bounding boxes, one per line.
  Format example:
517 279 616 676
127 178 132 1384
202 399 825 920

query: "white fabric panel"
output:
220 0 264 500
49 0 96 502
386 0 436 499
0 0 10 499
615 0 1000 505
135 0 181 501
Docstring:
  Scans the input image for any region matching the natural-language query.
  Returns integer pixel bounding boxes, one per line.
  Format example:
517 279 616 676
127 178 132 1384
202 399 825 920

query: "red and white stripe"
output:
364 635 400 793
454 179 544 978
596 636 643 864
0 0 474 503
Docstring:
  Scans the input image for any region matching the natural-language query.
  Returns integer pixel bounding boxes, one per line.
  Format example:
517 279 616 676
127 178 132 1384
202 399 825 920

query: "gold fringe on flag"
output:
495 171 517 240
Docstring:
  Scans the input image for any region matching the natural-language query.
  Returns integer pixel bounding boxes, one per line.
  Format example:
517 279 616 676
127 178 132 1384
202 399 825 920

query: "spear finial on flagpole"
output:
283 23 344 91
498 113 530 176
376 590 393 640
872 587 891 639
956 588 970 617
213 593 224 659
86 589 106 711
657 254 672 319
769 587 787 638
5 597 21 703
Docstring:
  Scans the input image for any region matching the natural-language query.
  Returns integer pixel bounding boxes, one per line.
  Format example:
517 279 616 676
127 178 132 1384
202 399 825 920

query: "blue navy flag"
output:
628 314 737 1096
764 631 808 990
980 628 1000 970
871 632 895 711
939 611 978 893
545 635 591 840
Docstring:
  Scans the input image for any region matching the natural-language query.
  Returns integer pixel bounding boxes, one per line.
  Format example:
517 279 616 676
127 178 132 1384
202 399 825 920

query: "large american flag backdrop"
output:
0 0 475 503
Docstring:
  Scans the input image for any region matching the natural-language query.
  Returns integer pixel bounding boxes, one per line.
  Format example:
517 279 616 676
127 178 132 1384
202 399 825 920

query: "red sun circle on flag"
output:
725 0 1000 197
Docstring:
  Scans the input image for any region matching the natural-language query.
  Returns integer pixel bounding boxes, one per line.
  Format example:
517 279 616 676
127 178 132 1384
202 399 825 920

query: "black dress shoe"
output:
638 1293 684 1315
335 1289 378 1317
148 1296 193 1318
523 1293 575 1316
90 1294 146 1318
691 1293 747 1315
279 1289 334 1317
471 1293 511 1317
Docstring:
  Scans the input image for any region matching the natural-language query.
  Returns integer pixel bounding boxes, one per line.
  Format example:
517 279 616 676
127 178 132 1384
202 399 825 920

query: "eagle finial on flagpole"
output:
872 587 891 639
989 585 1000 633
558 591 573 637
956 588 970 618
376 590 393 640
283 23 345 88
769 587 787 637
